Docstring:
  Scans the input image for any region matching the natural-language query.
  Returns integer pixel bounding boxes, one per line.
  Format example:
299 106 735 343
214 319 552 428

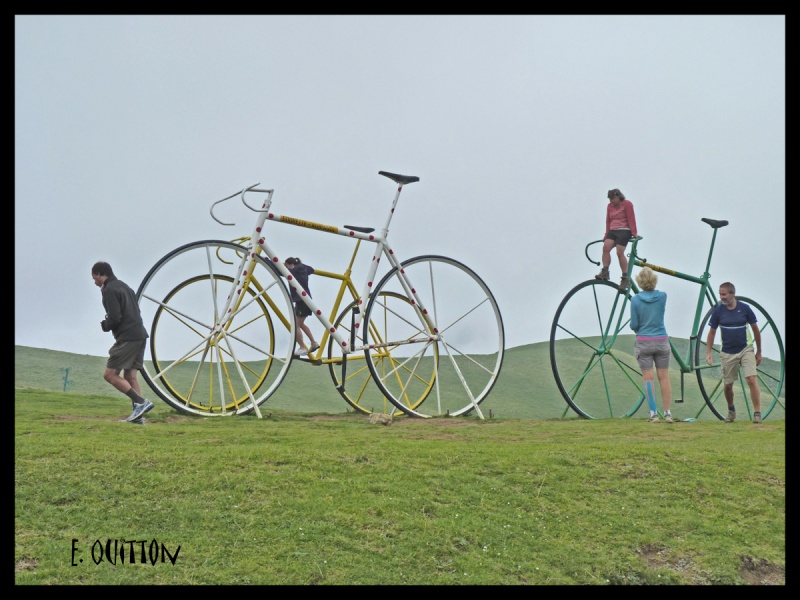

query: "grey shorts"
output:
604 229 632 247
720 346 757 384
107 339 146 371
634 338 671 370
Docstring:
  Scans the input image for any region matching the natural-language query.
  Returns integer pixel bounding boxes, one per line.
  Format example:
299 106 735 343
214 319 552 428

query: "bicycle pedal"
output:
296 355 323 366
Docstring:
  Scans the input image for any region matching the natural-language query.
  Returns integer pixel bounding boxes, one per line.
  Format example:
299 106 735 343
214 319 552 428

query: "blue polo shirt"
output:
709 301 757 354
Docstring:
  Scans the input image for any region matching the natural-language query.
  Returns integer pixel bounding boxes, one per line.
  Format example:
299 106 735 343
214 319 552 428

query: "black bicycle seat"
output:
379 171 420 185
702 218 729 228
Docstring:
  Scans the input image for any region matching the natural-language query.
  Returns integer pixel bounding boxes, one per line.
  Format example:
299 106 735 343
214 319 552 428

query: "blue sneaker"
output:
126 399 154 422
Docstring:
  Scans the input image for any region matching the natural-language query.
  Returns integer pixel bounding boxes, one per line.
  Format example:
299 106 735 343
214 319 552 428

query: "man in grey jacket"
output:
91 261 153 424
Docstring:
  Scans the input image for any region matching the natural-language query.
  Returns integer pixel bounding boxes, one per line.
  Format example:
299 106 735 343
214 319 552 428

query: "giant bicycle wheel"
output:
327 292 419 417
695 296 785 421
364 255 505 418
550 279 645 419
136 240 296 416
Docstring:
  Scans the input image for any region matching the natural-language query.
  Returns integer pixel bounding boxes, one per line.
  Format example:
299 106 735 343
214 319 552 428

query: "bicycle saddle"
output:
702 218 729 228
379 171 420 185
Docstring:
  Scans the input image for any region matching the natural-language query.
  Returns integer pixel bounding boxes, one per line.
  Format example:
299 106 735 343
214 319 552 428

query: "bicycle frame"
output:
212 179 437 357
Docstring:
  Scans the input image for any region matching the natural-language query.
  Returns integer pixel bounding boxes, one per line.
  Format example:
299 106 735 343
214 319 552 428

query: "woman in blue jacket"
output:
630 267 673 423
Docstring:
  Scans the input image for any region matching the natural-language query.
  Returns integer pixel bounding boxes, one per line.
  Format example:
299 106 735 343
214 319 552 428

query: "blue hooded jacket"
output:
630 290 668 338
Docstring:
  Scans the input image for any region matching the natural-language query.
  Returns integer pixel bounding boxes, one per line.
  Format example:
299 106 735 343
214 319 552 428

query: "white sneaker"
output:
293 348 308 357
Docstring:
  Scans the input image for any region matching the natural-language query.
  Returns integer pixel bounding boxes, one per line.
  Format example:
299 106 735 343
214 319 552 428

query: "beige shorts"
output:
719 345 757 385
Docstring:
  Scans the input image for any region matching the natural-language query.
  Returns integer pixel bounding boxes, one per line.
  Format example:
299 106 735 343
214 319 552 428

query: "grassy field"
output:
15 346 785 585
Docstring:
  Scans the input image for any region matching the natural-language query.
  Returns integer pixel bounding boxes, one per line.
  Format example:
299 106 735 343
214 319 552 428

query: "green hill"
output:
14 343 784 421
14 343 568 418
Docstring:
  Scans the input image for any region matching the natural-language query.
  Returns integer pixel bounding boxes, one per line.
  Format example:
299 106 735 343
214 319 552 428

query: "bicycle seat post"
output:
380 182 405 239
377 171 419 238
703 225 721 281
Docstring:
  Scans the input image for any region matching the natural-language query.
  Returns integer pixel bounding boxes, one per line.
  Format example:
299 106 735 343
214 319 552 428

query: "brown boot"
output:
595 267 610 281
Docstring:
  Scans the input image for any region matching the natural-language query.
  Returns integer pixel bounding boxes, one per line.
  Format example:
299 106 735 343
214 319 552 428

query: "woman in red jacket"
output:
595 188 638 292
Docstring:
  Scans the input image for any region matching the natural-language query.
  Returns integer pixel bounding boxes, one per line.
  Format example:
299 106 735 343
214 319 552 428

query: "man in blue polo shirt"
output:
705 281 762 423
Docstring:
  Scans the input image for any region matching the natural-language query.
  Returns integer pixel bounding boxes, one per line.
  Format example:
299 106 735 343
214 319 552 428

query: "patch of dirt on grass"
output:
637 543 713 584
738 555 785 585
15 557 38 572
638 544 785 585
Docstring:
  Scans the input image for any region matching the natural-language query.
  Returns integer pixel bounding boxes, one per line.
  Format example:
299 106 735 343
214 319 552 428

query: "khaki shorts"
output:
635 338 671 370
107 339 146 371
719 345 757 384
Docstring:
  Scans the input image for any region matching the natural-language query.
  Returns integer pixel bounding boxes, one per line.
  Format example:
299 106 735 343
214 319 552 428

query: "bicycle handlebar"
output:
210 183 274 226
585 240 603 266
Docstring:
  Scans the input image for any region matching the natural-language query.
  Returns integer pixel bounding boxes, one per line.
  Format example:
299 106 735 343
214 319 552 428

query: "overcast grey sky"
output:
15 15 785 358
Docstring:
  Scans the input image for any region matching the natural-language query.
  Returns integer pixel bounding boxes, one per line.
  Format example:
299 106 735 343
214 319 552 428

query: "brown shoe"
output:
752 412 762 424
724 409 736 423
618 276 630 292
595 267 610 281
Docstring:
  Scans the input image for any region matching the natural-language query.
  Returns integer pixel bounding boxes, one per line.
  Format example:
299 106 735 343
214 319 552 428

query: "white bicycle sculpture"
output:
136 171 505 419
